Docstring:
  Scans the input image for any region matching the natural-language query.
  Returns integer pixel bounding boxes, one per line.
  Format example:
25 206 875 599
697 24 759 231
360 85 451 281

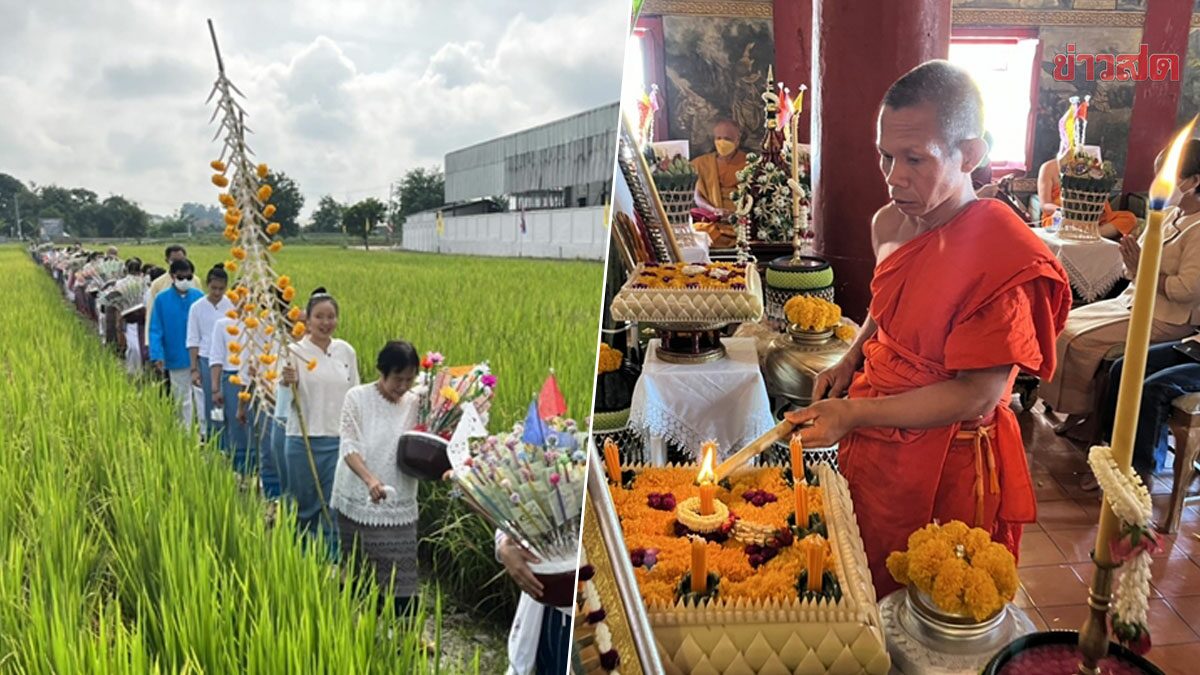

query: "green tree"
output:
389 166 444 237
150 209 196 238
37 185 97 236
263 170 304 238
0 173 34 237
342 197 387 251
309 195 345 233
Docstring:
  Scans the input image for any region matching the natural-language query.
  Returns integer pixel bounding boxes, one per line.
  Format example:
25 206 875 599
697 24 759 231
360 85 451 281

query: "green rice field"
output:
1 244 605 672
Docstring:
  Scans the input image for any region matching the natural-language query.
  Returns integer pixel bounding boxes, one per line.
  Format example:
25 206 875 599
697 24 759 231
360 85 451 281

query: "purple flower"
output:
599 650 620 670
578 564 595 582
481 373 497 388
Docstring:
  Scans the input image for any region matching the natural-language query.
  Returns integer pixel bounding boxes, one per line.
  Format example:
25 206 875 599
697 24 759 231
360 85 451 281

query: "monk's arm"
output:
843 314 878 370
848 365 1012 430
1036 163 1058 214
694 184 717 211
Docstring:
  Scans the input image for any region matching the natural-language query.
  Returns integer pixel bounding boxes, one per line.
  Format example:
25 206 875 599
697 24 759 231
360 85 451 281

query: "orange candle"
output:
806 536 825 592
789 432 804 480
795 481 808 528
699 483 715 516
691 537 707 593
603 438 621 484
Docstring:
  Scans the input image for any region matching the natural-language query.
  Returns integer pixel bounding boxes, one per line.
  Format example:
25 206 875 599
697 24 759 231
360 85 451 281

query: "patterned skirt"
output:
336 513 419 598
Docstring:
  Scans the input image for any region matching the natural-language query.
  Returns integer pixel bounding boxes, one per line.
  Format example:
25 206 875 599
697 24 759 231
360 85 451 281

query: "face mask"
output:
173 279 190 292
715 139 737 157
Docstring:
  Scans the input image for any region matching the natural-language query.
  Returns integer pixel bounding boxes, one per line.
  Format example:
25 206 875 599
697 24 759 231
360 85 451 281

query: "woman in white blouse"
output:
281 288 359 557
1043 139 1200 437
186 264 234 440
331 341 421 615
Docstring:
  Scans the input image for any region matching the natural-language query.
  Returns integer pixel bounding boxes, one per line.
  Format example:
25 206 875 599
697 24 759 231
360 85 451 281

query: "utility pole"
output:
14 193 20 240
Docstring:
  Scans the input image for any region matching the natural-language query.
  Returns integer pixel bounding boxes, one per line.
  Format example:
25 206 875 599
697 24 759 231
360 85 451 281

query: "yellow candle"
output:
603 438 621 484
697 440 717 515
789 432 804 480
795 481 808 528
806 536 825 592
691 537 707 594
1094 118 1196 567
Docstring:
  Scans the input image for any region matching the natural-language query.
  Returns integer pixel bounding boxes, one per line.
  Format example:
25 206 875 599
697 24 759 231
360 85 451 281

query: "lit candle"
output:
806 536 825 592
603 438 621 484
697 441 717 516
789 432 804 481
1094 118 1197 564
691 536 708 594
795 479 808 530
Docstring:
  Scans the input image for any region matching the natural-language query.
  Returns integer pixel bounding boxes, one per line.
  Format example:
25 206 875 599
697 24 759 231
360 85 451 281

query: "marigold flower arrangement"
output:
413 353 496 439
630 261 749 291
597 343 623 374
609 463 839 607
784 295 842 332
885 520 1018 621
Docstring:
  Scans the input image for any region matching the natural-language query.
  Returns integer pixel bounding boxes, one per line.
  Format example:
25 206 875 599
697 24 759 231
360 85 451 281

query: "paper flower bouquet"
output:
395 353 496 481
451 415 590 607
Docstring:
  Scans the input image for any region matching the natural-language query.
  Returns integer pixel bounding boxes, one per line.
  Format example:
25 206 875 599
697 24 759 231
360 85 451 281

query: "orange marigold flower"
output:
229 375 243 386
307 359 318 371
210 159 226 172
263 204 277 218
276 275 290 289
226 325 240 336
291 321 306 338
225 291 239 303
266 222 281 235
231 247 246 260
227 342 241 353
212 174 229 187
257 185 272 202
257 163 269 178
244 317 259 329
225 310 238 320
265 369 278 381
259 354 271 365
268 240 283 253
287 306 301 321
963 567 1003 621
223 228 238 242
224 210 241 227
264 326 275 336
282 286 295 302
218 193 235 207
886 551 911 586
224 260 238 272
931 557 969 615
259 309 271 319
238 391 252 402
244 304 256 313
228 355 241 367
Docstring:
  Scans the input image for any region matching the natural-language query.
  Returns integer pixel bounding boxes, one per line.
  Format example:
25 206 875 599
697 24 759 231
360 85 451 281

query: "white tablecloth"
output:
1033 228 1123 304
629 337 776 464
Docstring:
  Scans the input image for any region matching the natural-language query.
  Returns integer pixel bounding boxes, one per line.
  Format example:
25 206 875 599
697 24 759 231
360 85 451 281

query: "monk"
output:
692 119 748 248
787 61 1072 598
1038 152 1137 238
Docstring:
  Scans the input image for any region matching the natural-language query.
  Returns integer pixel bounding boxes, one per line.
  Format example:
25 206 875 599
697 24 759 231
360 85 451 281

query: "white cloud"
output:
0 0 628 218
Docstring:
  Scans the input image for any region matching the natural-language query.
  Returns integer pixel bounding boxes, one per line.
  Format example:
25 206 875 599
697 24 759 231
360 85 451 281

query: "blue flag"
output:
521 398 547 445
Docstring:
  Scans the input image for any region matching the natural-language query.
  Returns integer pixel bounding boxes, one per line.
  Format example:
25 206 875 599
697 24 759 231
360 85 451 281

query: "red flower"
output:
1110 524 1161 563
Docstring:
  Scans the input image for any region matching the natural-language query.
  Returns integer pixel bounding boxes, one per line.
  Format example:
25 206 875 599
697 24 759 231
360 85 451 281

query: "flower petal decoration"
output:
226 325 240 336
257 163 269 178
276 275 290 289
264 326 275 336
307 359 318 371
227 342 241 354
291 321 306 338
228 355 241 367
225 310 238 320
218 192 235 207
287 306 301 321
282 286 295 302
238 391 252 402
229 375 243 386
230 247 246 261
224 261 238 272
268 241 283 253
263 204 277 219
210 159 226 172
266 222 281 235
212 174 229 187
257 185 273 202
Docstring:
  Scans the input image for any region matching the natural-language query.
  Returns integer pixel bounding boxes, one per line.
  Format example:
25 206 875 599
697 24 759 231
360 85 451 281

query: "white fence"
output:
401 206 606 261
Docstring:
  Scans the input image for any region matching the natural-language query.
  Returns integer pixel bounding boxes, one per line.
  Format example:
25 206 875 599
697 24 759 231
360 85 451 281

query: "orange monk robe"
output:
692 151 747 248
843 199 1071 598
1041 182 1137 235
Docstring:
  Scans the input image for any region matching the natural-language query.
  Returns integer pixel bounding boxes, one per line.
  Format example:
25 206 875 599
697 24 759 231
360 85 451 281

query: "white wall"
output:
401 206 606 260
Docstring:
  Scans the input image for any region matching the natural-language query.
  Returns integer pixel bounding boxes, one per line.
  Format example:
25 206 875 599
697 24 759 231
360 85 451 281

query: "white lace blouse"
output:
330 383 419 527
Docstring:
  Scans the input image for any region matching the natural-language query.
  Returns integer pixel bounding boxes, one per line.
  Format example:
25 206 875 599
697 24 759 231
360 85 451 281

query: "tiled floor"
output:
1018 407 1200 674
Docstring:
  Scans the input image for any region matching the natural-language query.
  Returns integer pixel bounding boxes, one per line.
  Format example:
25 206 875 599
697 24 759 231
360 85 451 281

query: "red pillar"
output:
812 0 951 321
773 0 813 144
1124 0 1190 191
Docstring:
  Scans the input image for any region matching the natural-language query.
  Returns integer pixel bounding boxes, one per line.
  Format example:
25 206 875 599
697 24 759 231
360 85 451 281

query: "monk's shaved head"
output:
882 60 984 152
712 119 740 138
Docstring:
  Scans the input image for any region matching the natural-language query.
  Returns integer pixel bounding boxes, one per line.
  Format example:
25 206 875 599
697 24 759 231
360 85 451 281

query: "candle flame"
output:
1150 117 1197 208
697 441 717 483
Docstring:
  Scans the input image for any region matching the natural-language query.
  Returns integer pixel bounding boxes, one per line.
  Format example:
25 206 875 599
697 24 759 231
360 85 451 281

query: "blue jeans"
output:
284 434 340 559
270 417 290 497
220 372 254 475
1100 343 1200 476
249 403 281 499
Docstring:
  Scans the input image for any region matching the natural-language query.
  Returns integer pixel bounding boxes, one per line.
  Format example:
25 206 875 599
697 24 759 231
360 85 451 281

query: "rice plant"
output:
1 246 491 673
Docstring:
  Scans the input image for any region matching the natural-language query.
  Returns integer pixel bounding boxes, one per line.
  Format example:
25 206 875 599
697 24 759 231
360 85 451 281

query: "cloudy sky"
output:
0 0 628 217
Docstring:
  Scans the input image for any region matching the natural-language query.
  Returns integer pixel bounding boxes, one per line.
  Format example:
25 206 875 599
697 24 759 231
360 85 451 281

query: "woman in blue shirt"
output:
149 258 204 429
